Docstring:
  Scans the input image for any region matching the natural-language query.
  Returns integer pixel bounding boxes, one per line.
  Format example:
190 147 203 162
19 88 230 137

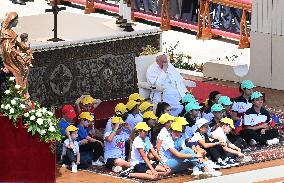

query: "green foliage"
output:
164 41 196 71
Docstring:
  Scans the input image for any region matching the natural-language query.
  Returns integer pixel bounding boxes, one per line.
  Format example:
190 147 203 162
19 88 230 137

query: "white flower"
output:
9 108 14 114
4 90 10 94
15 85 21 90
48 119 52 123
11 99 17 105
30 115 35 121
1 104 4 109
35 112 42 117
36 118 43 125
40 129 46 134
48 126 55 132
24 112 29 117
31 110 35 113
4 104 11 110
9 77 15 81
47 111 53 116
20 104 26 109
42 108 47 113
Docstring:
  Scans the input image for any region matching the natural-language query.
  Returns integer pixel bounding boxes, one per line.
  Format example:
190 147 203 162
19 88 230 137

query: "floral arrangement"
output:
0 77 27 125
0 77 61 148
164 41 202 72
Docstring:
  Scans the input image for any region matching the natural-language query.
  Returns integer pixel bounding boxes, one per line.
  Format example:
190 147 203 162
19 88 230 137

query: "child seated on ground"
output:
156 113 175 152
191 118 230 168
202 91 221 122
77 112 104 166
243 91 279 146
59 105 77 137
211 117 244 165
75 95 102 116
62 125 87 172
125 100 143 129
210 104 224 131
119 122 170 180
179 93 198 117
142 111 158 145
104 117 131 172
159 122 221 176
105 103 128 134
184 102 202 127
218 96 246 149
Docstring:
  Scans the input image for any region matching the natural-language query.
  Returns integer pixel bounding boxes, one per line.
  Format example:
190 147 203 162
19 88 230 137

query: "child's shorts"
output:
133 162 157 173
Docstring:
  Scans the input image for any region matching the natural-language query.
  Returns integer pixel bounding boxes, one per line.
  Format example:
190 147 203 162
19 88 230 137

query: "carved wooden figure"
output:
0 12 32 90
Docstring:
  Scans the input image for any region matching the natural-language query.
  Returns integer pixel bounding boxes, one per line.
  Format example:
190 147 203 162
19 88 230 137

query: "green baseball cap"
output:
250 91 263 100
218 96 233 106
211 104 224 112
241 80 255 90
182 93 197 104
185 102 202 112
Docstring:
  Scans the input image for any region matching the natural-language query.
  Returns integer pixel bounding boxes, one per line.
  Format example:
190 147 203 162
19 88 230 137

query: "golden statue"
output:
0 12 32 91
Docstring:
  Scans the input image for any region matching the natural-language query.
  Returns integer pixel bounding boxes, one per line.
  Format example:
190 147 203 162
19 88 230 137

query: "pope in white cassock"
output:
146 54 188 116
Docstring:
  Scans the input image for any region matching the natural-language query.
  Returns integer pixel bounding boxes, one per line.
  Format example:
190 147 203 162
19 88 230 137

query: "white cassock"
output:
146 62 187 116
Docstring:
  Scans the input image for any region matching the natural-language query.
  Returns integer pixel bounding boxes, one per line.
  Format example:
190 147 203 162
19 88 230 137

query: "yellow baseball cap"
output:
170 122 183 132
142 111 158 120
81 96 96 105
221 117 235 129
158 113 175 124
129 93 145 101
111 116 125 124
134 122 151 131
126 100 139 111
139 101 154 112
115 103 128 115
79 112 94 121
174 117 189 126
66 125 78 133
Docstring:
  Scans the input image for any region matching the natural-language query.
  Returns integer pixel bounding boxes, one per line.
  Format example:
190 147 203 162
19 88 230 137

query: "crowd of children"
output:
58 80 281 180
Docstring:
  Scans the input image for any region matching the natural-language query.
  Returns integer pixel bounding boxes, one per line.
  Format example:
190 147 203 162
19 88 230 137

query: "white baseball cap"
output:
195 118 210 129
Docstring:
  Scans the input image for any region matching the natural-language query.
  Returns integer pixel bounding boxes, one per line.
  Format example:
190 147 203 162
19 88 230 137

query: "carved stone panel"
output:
27 34 160 106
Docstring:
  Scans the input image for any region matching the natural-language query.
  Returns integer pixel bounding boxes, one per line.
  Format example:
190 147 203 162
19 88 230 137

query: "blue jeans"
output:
165 148 206 173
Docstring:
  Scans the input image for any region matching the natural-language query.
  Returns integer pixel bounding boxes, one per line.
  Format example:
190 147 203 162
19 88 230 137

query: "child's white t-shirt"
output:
159 135 175 162
211 127 227 142
130 136 153 166
157 127 170 141
62 138 79 158
104 131 128 163
105 117 113 134
125 113 143 129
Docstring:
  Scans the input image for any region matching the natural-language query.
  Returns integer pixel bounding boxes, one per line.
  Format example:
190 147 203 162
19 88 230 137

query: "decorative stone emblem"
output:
49 64 72 96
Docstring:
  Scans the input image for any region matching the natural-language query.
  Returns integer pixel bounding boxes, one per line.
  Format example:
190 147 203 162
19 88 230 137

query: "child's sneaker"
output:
249 139 257 146
119 167 133 177
217 161 230 169
207 160 221 170
192 170 203 176
226 158 239 167
92 159 104 166
207 169 222 177
62 164 68 168
71 163 77 173
112 166 123 173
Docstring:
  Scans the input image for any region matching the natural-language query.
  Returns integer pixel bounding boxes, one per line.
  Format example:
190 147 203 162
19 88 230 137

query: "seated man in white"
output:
146 54 188 116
